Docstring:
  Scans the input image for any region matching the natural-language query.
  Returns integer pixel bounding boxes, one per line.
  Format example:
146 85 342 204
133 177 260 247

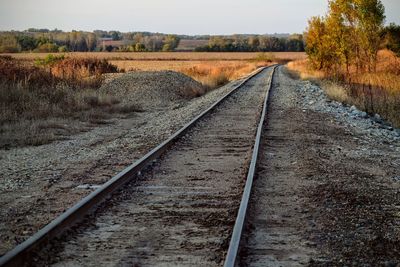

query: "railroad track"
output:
0 65 276 267
229 66 315 266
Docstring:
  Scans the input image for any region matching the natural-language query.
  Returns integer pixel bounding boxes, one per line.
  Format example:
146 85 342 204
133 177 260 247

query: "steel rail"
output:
0 65 274 267
223 65 277 267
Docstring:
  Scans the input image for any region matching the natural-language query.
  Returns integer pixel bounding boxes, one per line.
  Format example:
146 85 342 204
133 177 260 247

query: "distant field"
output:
176 39 209 51
109 60 205 72
109 60 265 72
3 52 306 61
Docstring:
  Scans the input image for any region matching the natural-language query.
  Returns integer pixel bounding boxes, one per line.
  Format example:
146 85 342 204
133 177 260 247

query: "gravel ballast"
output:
100 71 206 109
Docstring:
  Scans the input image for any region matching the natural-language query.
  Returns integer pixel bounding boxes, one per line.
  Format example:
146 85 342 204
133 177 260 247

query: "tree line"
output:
305 0 399 74
0 29 307 53
0 30 181 53
194 34 305 52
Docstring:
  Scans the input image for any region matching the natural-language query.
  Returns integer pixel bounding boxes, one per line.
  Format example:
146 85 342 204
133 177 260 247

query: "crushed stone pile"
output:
100 71 205 109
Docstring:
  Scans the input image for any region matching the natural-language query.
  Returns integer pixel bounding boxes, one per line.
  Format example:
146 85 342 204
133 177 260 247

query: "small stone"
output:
393 176 400 182
384 261 398 267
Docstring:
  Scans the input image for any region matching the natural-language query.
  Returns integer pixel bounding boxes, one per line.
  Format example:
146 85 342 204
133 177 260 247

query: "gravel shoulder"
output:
238 65 400 266
289 66 400 265
0 72 244 256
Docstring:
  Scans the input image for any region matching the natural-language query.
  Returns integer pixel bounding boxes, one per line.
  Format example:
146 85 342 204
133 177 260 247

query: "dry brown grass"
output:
109 60 205 72
287 49 400 127
180 61 271 89
50 57 118 82
5 51 302 90
110 60 272 88
109 58 274 89
0 56 126 148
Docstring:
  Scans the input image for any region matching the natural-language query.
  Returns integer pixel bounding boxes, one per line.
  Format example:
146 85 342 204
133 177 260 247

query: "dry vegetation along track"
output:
2 67 275 266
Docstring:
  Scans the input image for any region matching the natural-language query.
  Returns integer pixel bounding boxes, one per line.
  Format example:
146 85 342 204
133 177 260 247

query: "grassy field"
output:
287 49 400 127
108 60 269 88
3 52 306 61
176 39 209 51
3 51 306 88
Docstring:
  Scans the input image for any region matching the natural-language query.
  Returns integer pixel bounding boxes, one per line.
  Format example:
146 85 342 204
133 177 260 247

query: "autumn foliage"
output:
305 0 385 74
300 0 400 127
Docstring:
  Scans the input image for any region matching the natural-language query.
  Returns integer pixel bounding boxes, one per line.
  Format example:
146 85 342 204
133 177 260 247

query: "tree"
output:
162 43 172 51
143 35 163 51
85 33 97 52
305 0 386 73
17 35 37 51
110 31 122 41
248 36 260 51
135 43 146 52
35 43 59 52
58 45 68 52
133 33 144 44
0 34 20 52
163 35 180 51
305 16 330 70
356 0 385 71
381 23 400 55
286 35 305 52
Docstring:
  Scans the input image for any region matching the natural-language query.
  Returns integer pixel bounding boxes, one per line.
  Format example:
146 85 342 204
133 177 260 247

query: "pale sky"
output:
0 0 399 35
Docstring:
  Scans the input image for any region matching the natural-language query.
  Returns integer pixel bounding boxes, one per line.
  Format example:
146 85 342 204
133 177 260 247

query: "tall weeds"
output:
0 56 120 148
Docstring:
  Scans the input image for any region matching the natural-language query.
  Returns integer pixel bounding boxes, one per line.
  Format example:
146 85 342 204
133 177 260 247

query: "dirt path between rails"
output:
0 76 245 256
239 66 317 266
239 66 400 266
31 68 274 266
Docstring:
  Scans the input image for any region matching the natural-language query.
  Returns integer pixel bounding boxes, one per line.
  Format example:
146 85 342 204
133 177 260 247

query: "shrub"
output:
50 57 118 80
34 54 65 67
0 57 120 123
58 45 68 52
34 43 59 52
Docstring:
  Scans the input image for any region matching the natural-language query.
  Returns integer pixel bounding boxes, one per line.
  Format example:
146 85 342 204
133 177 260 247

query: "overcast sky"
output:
0 0 399 34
